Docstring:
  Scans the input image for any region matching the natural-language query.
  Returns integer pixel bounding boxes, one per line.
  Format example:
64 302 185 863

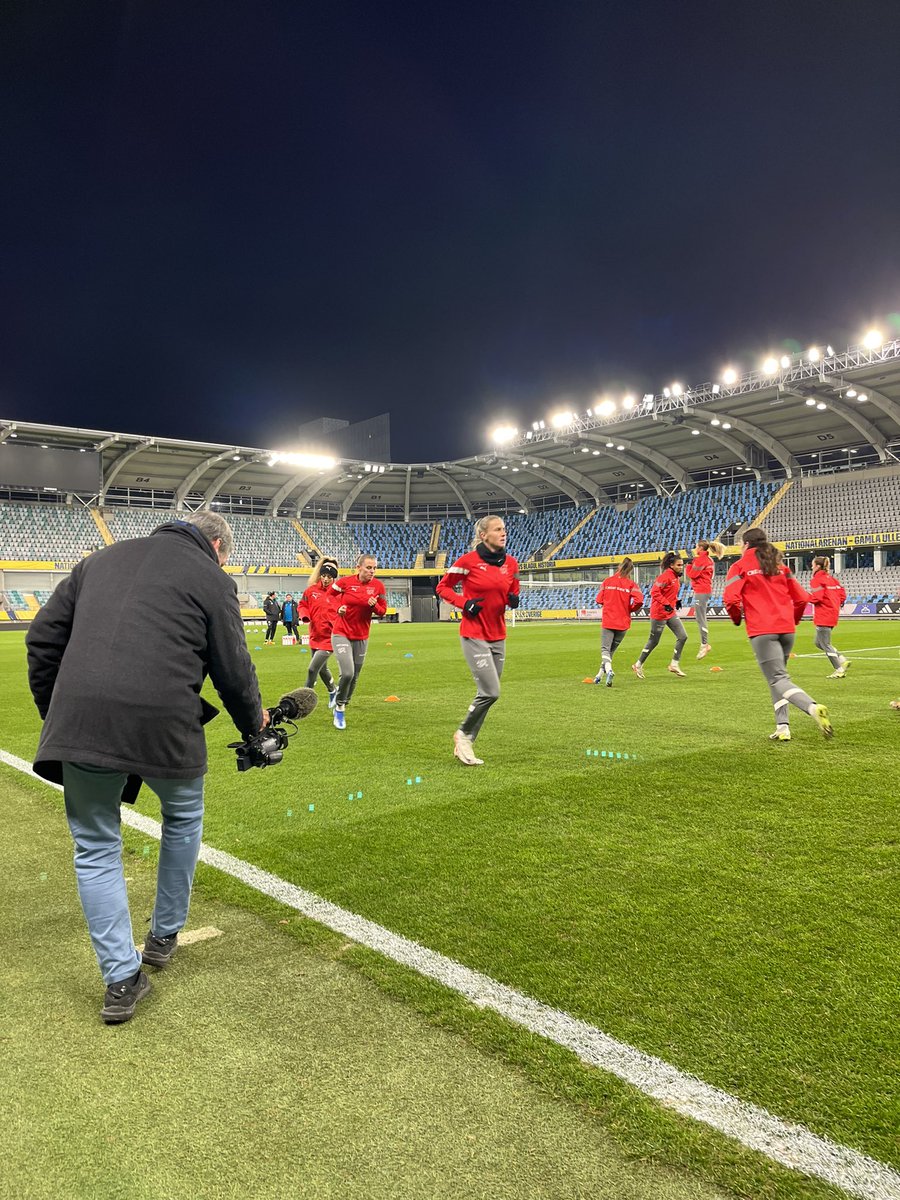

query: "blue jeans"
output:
62 763 205 985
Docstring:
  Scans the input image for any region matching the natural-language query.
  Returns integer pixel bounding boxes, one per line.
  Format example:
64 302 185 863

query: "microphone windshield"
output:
277 687 318 721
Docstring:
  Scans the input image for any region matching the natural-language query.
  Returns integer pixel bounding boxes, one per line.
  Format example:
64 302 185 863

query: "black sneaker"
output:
101 971 151 1024
142 931 178 968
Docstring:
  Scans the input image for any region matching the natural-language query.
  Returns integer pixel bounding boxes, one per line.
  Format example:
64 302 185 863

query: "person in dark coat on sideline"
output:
26 511 267 1024
263 590 280 644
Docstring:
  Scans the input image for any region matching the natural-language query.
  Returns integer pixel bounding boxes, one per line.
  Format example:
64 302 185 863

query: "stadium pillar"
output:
874 548 885 571
834 551 844 572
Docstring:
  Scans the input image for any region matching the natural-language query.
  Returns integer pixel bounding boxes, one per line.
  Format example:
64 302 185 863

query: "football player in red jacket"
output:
685 538 725 659
632 553 689 679
808 556 849 678
593 557 644 686
436 514 520 765
298 558 341 709
724 528 833 741
329 554 388 729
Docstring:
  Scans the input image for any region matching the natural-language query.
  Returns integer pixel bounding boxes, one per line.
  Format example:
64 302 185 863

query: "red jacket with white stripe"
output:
808 570 846 628
649 568 681 621
330 575 387 640
723 548 810 636
298 584 340 651
437 550 520 642
595 573 644 630
685 550 714 596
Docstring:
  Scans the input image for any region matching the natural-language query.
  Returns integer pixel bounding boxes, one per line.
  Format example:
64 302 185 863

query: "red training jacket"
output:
330 575 388 640
595 573 644 630
723 548 810 636
298 584 340 651
685 550 714 596
649 568 681 621
436 550 520 642
808 570 846 628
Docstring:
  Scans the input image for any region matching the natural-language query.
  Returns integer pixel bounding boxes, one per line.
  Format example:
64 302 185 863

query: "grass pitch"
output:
1 619 898 1198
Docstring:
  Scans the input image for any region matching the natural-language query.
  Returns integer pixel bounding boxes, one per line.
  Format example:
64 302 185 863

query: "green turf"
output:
2 619 898 1198
1 774 737 1200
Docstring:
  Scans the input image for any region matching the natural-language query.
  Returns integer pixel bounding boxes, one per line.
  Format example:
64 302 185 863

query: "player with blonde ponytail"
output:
685 539 725 659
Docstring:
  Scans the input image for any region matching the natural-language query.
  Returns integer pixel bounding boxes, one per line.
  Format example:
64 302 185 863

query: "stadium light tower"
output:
807 346 820 362
762 357 779 374
721 367 738 385
550 411 573 429
596 399 616 417
492 425 518 444
863 328 883 349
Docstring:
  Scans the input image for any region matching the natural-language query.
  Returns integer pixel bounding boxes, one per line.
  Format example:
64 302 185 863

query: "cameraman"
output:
25 512 267 1024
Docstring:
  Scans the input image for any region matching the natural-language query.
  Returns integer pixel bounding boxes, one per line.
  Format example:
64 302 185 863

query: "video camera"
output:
229 687 318 771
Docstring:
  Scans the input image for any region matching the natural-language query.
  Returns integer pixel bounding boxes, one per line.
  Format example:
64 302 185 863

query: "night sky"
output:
3 1 899 463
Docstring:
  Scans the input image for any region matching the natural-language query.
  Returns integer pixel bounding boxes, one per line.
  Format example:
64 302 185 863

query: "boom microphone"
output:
269 687 318 725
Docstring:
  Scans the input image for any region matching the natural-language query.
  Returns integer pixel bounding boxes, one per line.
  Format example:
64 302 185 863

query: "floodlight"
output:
492 425 518 444
711 417 721 425
711 384 720 394
597 399 616 417
805 399 816 407
616 444 625 451
586 407 593 416
721 367 738 385
538 420 546 429
807 346 820 362
269 451 337 470
605 441 614 448
232 455 241 461
845 389 857 398
780 355 791 369
532 422 540 430
592 449 600 455
525 431 533 440
826 344 834 355
857 392 868 402
691 429 700 436
721 422 732 430
671 383 682 396
580 446 590 452
511 467 519 472
862 329 882 349
622 394 636 409
662 388 671 398
762 357 778 374
550 412 571 429
816 402 827 410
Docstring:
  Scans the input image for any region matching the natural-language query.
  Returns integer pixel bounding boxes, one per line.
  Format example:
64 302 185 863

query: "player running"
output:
724 528 833 741
436 514 520 766
685 539 725 659
593 557 644 686
808 556 849 678
298 558 340 709
632 552 688 679
329 554 387 730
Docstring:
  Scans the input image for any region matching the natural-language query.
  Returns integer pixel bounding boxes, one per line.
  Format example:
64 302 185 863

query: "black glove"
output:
463 598 484 617
663 604 674 614
507 592 519 609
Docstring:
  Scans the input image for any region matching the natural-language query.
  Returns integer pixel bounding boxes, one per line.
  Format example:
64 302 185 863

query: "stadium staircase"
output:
435 551 447 570
89 508 114 546
429 523 441 555
414 552 425 568
290 519 318 566
747 479 794 535
547 507 599 560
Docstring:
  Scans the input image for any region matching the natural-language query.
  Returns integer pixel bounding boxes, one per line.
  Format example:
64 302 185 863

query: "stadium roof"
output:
2 339 899 520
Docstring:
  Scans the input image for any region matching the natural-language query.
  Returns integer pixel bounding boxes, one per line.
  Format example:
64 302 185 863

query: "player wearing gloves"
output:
436 514 520 765
330 554 387 729
299 558 341 708
632 553 688 679
724 528 832 741
808 556 849 678
685 539 725 659
593 557 644 686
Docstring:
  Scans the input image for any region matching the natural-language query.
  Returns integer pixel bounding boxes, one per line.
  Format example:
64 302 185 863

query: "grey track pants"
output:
638 616 687 664
332 635 368 707
693 595 711 645
459 637 506 740
750 633 815 728
814 626 842 669
600 627 627 672
305 649 335 692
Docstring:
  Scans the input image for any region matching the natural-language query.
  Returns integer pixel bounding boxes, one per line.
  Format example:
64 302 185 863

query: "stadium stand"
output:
103 508 309 567
301 518 359 564
349 521 431 568
0 502 102 560
765 468 900 542
440 507 592 565
562 482 777 559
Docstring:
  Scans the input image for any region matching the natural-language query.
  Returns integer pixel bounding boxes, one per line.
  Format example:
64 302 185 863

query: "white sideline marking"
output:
2 748 899 1200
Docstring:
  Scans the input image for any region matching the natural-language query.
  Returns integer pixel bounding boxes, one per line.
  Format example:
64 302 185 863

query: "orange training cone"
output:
384 695 400 702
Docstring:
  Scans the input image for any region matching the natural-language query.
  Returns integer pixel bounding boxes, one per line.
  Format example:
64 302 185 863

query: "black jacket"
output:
263 595 280 620
26 522 263 798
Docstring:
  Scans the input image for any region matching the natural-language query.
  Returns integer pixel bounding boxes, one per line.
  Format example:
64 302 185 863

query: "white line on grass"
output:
2 747 898 1200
